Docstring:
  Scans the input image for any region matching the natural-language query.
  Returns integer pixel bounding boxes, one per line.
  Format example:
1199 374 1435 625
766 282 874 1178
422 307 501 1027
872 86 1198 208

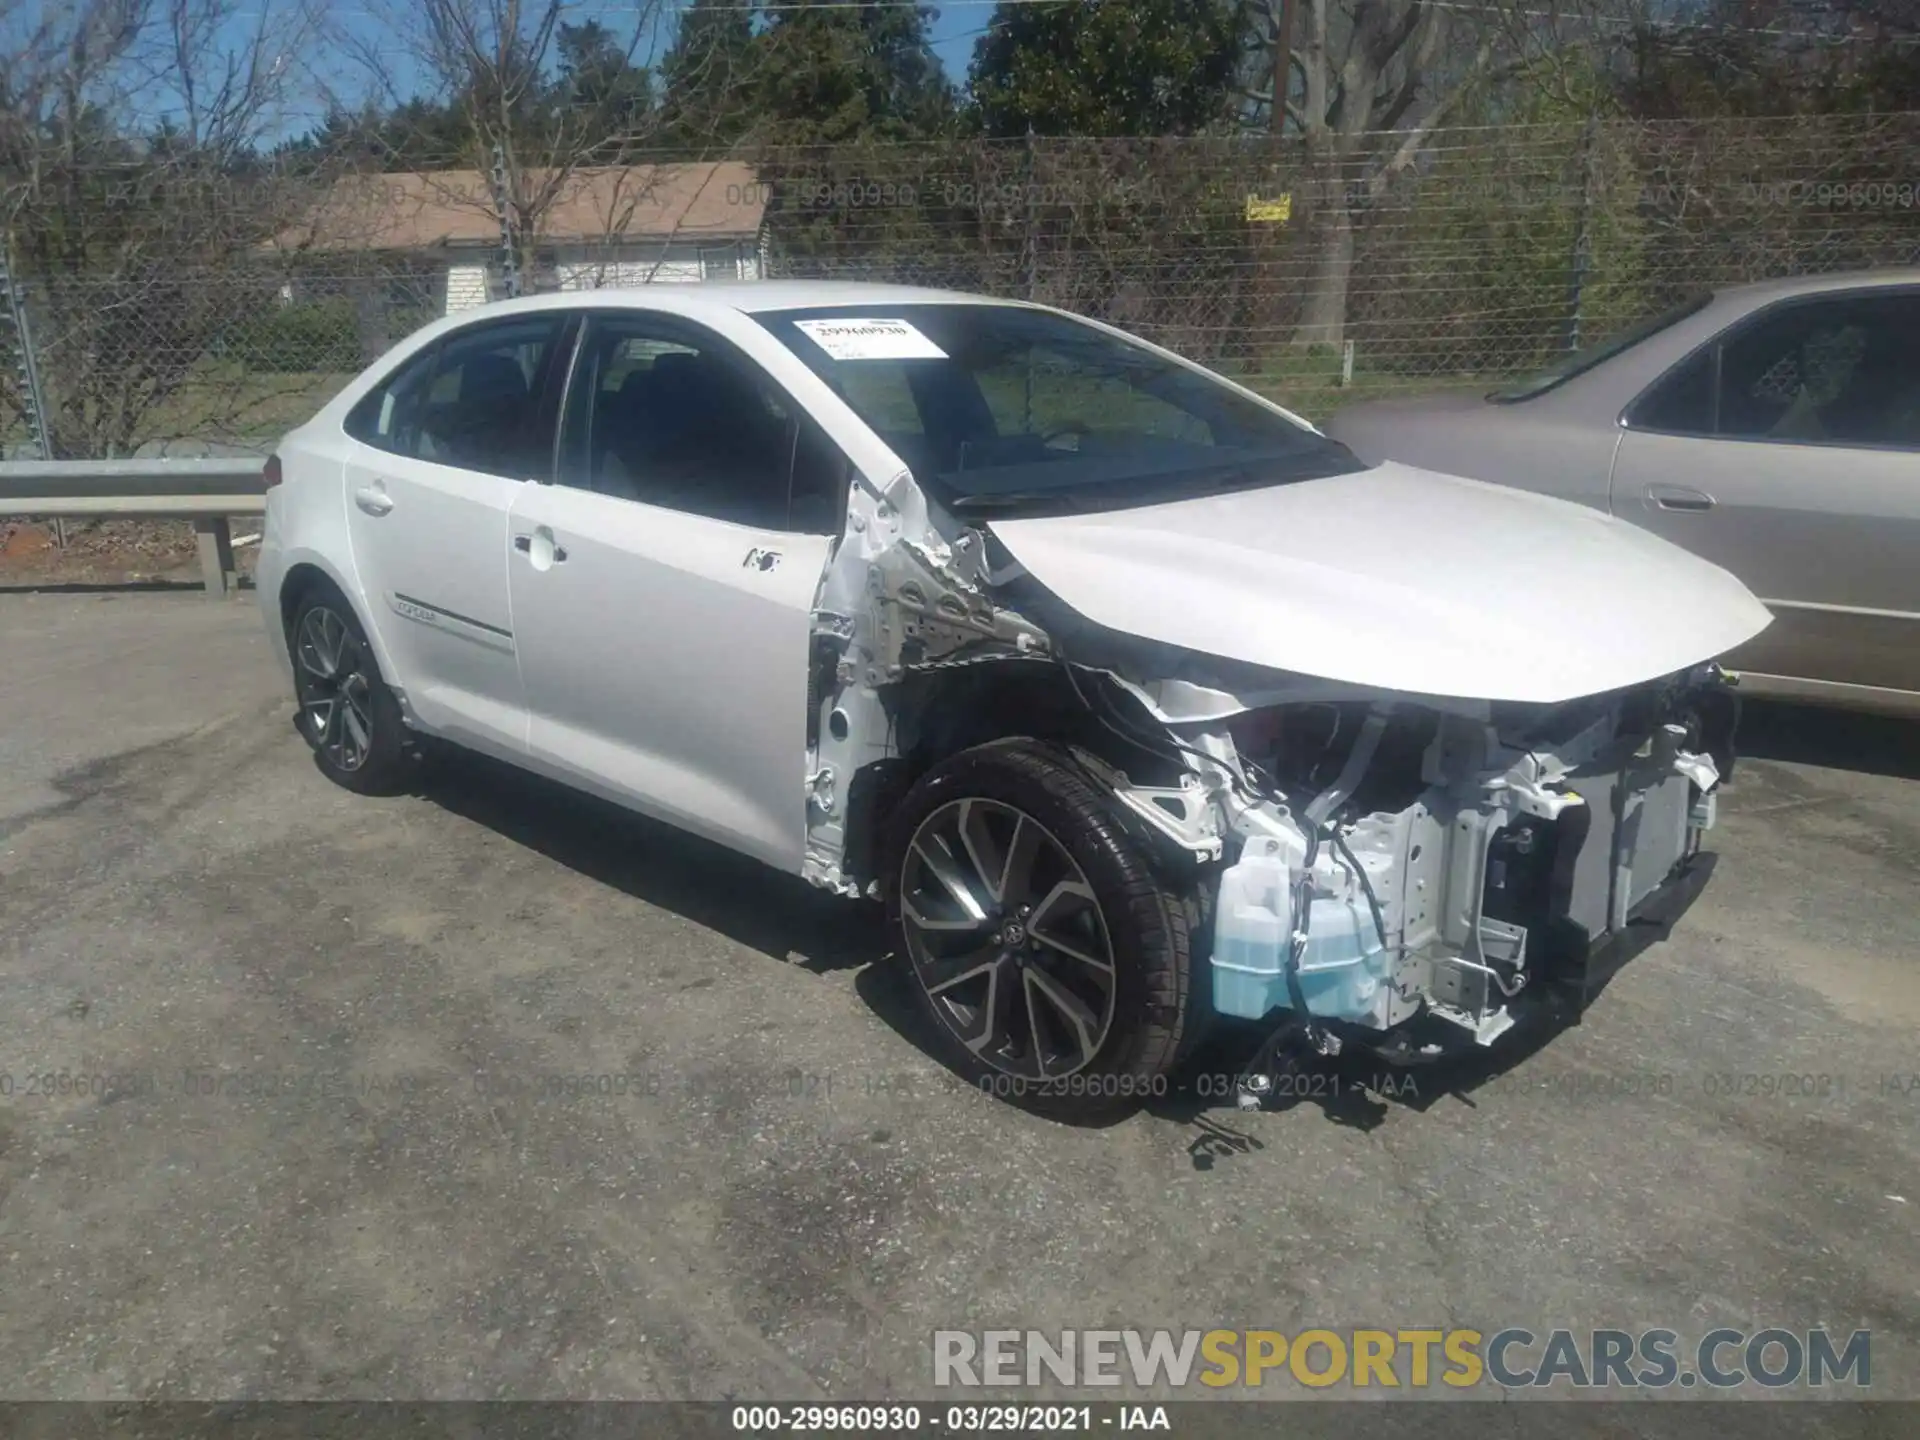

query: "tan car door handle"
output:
1646 484 1715 513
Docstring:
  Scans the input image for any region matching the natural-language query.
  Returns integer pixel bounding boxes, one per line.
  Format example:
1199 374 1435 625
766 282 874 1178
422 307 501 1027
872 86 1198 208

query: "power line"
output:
1422 0 1913 42
213 0 1920 45
223 0 1082 14
599 0 1916 38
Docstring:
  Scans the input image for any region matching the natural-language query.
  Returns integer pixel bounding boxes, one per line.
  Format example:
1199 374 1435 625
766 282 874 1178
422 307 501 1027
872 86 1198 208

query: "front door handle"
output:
514 529 567 568
353 484 394 517
1646 484 1715 513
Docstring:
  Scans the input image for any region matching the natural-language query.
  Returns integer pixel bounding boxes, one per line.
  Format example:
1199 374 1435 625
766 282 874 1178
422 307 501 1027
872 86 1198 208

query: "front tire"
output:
885 740 1193 1119
289 591 414 795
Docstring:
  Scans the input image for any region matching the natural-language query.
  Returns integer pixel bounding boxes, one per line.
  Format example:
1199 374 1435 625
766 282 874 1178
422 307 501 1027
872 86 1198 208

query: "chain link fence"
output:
5 112 1918 458
757 113 1920 414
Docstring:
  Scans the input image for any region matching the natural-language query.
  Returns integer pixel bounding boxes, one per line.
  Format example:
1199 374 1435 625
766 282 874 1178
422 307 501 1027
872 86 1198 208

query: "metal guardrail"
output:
0 457 268 596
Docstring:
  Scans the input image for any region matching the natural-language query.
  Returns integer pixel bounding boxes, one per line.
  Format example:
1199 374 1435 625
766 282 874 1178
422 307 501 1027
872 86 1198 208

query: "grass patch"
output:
136 365 355 452
1220 345 1505 424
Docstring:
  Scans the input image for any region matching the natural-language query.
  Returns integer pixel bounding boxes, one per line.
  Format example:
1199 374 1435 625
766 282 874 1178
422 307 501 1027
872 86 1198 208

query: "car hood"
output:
985 462 1772 705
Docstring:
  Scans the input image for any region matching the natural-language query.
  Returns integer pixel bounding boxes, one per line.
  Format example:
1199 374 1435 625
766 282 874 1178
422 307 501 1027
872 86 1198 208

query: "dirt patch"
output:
0 516 258 586
2 522 55 560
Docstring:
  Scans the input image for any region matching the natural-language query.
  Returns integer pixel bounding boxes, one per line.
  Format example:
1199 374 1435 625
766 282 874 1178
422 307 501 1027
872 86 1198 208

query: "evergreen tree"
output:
755 0 955 145
968 0 1243 138
658 0 761 151
557 19 652 136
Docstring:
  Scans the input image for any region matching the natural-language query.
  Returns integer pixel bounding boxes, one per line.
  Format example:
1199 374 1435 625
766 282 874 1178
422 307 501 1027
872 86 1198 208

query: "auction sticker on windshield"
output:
794 317 948 360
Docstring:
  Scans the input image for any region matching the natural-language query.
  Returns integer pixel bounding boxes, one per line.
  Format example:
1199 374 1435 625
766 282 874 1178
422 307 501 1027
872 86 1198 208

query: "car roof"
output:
443 279 1019 324
1710 266 1920 307
1496 265 1920 412
426 269 1920 345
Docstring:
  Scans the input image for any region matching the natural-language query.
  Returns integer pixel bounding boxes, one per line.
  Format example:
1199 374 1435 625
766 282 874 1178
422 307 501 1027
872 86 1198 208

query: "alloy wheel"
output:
899 798 1118 1079
294 605 376 773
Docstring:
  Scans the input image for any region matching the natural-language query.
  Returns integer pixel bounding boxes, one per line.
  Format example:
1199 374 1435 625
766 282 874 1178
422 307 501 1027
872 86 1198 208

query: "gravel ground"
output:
0 592 1915 1408
1 520 263 588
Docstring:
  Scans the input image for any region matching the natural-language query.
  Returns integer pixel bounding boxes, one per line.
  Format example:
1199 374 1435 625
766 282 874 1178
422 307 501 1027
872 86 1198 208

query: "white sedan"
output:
257 281 1770 1118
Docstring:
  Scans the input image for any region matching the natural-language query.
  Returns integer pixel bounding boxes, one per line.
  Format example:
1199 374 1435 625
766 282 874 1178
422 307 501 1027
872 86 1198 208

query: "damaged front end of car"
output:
1105 662 1740 1057
799 462 1751 1077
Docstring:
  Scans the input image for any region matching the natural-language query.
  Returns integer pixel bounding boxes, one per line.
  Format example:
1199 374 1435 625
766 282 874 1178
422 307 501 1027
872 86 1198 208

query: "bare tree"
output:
1 0 323 455
335 0 749 288
1239 0 1646 349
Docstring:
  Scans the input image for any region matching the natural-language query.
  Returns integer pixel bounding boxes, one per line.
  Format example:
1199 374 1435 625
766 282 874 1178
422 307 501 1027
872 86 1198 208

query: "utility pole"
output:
1 247 64 544
1023 125 1038 431
490 142 523 300
1 249 51 460
1023 124 1039 302
1563 113 1601 354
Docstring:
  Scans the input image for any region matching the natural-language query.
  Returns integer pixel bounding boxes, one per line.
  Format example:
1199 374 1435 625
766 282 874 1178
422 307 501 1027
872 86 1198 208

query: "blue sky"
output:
273 1 997 132
928 1 1001 79
90 0 1004 139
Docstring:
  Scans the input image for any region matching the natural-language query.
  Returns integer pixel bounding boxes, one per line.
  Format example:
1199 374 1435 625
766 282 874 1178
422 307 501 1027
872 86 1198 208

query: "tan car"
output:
1326 269 1920 715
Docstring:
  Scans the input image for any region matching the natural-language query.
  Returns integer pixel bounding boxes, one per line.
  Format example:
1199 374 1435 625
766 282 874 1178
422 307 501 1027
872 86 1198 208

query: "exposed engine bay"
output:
801 465 1743 1060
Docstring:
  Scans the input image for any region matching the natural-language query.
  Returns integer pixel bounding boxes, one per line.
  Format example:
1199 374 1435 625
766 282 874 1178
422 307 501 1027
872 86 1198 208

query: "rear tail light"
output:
262 454 283 489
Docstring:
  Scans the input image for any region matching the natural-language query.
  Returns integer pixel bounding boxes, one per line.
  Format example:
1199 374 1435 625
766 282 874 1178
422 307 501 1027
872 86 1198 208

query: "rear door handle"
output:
1646 484 1715 513
513 530 567 565
353 484 394 517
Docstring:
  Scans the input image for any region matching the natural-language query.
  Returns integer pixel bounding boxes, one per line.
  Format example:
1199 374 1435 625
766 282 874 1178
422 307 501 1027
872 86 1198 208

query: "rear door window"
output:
345 345 438 455
346 314 571 479
415 316 570 478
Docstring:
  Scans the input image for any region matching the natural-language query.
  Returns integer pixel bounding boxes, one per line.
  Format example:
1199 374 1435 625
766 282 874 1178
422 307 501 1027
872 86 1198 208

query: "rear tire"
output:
288 590 414 795
884 739 1193 1120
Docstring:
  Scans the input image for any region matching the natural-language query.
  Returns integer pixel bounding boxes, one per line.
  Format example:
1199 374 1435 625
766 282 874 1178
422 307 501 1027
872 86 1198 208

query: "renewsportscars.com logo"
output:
932 1328 1872 1391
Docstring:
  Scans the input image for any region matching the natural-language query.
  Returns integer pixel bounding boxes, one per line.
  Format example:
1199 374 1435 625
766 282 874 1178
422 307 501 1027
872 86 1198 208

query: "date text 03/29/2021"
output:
730 1407 1168 1433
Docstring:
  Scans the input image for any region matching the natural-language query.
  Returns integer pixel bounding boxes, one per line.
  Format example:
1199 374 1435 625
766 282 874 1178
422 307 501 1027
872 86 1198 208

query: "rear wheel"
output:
886 740 1192 1119
289 592 414 794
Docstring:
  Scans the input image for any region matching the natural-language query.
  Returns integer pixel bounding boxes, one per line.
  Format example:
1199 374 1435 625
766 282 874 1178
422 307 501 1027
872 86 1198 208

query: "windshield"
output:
1488 291 1714 404
755 303 1363 516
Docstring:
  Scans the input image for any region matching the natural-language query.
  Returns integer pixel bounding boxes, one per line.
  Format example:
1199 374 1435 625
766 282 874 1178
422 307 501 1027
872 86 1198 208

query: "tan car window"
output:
1716 295 1920 449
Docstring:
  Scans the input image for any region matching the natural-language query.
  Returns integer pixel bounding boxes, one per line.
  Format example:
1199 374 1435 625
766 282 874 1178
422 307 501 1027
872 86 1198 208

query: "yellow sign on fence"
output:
1245 192 1293 224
